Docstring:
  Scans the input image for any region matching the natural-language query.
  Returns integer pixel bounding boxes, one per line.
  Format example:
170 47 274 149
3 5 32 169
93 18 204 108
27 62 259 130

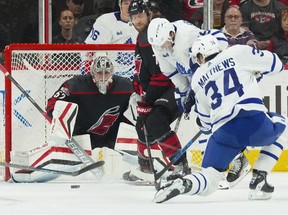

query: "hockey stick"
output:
155 130 202 180
0 160 104 177
173 114 182 133
137 84 161 189
121 131 202 183
140 114 183 159
143 124 161 190
0 63 103 178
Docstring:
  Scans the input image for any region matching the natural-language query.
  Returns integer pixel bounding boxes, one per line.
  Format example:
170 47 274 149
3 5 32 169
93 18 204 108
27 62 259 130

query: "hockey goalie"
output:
10 54 134 182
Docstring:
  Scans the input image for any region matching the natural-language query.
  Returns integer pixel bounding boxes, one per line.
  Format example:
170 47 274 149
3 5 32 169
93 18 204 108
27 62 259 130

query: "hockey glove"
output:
136 100 153 123
174 88 195 114
196 117 211 135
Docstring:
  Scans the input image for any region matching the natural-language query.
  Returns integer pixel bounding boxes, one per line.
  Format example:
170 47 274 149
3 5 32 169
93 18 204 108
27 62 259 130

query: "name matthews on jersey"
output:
198 57 236 88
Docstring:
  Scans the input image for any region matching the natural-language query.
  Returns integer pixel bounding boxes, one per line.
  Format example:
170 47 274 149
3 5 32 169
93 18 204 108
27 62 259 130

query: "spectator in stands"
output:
52 9 82 44
66 0 85 22
53 0 86 38
190 0 230 29
73 0 115 43
85 0 138 44
267 8 288 64
240 0 287 50
222 6 257 47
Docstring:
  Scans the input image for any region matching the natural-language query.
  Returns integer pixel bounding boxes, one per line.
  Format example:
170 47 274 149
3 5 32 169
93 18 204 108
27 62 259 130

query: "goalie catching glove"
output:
50 100 78 140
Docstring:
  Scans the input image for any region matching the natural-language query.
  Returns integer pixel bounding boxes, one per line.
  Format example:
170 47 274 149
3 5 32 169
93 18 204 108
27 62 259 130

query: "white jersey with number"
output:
151 20 228 92
85 11 138 44
191 45 284 132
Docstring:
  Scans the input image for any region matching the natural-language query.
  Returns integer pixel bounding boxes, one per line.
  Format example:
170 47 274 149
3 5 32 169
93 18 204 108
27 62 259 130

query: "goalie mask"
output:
91 55 114 94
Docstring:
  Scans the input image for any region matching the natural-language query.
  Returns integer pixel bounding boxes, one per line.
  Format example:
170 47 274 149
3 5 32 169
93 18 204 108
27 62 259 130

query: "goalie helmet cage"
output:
3 43 136 181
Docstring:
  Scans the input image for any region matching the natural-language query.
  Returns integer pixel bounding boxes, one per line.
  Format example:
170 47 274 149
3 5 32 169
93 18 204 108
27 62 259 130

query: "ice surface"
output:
0 172 287 215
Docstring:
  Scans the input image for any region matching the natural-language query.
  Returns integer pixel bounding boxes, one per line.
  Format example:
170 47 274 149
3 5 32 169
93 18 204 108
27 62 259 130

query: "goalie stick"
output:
0 160 105 177
0 63 103 179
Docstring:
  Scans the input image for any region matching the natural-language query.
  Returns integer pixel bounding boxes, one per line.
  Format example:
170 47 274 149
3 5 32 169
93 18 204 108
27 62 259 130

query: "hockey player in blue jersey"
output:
154 34 287 203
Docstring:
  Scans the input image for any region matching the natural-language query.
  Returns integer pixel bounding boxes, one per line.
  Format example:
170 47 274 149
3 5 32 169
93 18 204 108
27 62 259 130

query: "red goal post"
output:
3 43 136 181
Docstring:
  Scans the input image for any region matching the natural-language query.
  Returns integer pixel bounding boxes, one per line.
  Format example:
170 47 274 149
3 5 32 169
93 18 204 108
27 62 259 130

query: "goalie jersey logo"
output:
87 106 120 135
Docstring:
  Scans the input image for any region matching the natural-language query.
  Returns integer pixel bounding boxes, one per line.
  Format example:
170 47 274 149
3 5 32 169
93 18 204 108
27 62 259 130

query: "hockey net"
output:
1 43 205 182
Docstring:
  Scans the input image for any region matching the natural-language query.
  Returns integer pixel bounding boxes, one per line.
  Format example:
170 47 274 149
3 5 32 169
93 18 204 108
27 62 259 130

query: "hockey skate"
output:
122 170 154 186
166 159 191 181
154 177 192 203
226 152 251 188
122 158 155 186
248 169 274 200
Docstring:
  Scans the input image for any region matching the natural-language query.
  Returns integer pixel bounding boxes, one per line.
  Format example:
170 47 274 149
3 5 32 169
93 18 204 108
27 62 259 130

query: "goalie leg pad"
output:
10 146 60 183
10 134 92 183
